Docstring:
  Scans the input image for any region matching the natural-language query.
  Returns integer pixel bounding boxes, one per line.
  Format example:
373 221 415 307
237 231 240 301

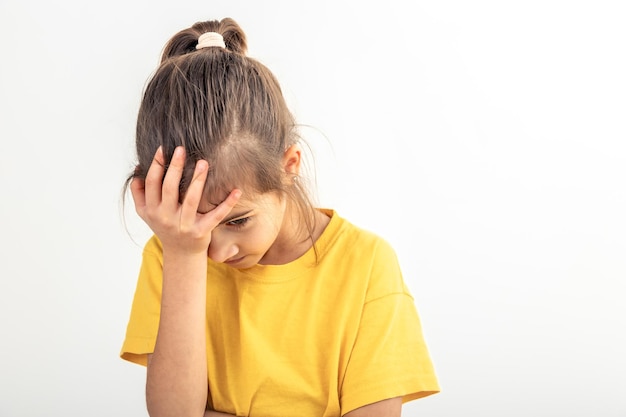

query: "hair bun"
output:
218 17 247 55
161 17 248 61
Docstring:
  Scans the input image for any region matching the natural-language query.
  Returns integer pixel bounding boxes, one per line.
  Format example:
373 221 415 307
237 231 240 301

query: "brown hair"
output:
123 17 318 244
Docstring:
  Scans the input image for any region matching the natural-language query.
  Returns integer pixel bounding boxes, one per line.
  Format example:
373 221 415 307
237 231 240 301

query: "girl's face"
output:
199 191 294 268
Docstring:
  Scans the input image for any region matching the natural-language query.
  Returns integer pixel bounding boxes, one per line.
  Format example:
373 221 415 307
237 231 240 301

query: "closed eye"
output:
226 216 251 229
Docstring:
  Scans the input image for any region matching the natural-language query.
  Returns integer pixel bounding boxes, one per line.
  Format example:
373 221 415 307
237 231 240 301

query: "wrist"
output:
161 245 209 261
161 248 208 285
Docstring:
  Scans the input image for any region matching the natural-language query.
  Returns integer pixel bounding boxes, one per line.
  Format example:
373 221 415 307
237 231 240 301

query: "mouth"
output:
224 256 245 265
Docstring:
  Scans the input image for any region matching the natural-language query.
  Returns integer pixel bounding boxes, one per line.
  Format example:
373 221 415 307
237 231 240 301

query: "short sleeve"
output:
339 239 439 415
340 293 440 414
119 236 164 367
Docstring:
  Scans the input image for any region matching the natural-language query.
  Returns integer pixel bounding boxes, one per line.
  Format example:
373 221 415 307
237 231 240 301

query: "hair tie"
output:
196 32 226 49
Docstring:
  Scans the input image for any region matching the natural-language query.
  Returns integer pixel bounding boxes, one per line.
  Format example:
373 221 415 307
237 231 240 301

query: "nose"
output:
207 232 239 263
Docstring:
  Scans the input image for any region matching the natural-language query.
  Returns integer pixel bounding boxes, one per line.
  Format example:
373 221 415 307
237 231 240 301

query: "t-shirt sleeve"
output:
340 240 440 415
119 236 164 367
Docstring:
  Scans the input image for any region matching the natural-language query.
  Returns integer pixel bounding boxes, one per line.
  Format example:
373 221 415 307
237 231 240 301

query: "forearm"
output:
147 252 209 417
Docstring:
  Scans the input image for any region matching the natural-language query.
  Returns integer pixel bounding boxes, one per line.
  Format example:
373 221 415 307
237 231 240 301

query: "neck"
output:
259 206 330 265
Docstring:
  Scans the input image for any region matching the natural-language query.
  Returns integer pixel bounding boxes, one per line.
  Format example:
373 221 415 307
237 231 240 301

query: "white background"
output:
1 1 625 416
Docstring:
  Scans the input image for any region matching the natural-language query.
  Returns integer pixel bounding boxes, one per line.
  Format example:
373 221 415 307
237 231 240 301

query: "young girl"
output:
120 17 439 417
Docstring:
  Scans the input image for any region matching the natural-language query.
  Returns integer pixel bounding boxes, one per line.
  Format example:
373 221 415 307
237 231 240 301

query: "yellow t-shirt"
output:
121 209 439 416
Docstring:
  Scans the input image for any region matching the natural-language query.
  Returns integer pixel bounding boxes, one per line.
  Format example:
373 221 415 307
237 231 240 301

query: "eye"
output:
226 216 250 229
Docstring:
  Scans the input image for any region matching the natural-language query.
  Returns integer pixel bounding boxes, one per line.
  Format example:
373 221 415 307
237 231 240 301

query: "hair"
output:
123 17 319 246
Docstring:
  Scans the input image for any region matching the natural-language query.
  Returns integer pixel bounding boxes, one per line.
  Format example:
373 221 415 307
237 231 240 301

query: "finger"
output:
144 146 165 207
129 176 146 217
179 159 209 221
198 189 242 229
161 146 185 211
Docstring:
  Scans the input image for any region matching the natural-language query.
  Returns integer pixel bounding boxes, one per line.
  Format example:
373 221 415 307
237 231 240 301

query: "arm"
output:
145 250 209 417
201 398 402 417
343 397 402 417
131 146 240 417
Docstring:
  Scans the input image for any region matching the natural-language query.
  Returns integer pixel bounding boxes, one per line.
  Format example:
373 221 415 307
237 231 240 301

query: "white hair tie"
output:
196 32 226 49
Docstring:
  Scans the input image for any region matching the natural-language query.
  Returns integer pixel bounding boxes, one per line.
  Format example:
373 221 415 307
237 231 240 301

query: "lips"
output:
224 256 245 265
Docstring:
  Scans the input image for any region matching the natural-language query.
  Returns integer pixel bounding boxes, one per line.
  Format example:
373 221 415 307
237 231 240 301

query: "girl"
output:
121 17 439 417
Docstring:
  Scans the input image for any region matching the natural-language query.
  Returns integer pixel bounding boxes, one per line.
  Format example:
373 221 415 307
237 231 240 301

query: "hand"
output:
130 146 241 255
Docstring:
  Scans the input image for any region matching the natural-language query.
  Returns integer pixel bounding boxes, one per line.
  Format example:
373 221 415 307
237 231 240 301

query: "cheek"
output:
249 225 280 250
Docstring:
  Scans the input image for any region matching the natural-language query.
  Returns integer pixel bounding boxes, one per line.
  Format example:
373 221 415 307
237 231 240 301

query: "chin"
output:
236 261 259 270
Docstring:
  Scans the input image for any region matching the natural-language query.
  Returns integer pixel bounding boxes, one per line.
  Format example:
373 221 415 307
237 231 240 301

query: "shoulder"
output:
142 235 163 259
323 211 409 301
331 211 399 264
136 235 165 282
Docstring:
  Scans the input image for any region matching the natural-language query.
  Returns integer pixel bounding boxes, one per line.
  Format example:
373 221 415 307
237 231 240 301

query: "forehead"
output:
197 189 279 214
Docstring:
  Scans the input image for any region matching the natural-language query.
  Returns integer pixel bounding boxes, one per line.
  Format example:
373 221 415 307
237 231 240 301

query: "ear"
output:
282 144 301 176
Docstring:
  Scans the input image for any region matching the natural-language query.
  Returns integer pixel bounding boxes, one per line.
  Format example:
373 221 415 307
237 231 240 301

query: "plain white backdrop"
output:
1 1 625 416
